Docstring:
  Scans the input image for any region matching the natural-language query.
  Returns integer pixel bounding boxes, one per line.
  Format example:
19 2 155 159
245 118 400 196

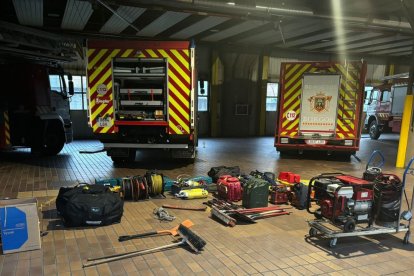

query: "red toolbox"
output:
217 175 242 202
278 172 300 183
270 186 289 204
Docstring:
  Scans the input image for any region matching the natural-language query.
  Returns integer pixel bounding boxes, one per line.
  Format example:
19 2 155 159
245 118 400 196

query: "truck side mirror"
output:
68 81 74 96
67 73 74 96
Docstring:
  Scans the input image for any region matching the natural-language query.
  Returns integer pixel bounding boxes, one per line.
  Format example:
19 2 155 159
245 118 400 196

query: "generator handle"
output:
306 173 344 215
366 150 385 171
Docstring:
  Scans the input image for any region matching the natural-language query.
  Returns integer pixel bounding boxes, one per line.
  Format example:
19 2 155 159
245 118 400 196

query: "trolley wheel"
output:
309 228 318 237
403 231 410 245
343 218 356 233
329 238 337 248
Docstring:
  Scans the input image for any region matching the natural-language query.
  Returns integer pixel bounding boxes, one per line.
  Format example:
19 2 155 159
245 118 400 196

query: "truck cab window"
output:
49 74 66 96
380 90 391 102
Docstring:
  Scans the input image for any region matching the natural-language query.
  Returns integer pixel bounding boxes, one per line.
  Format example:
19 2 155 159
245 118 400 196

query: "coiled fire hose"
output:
148 174 163 195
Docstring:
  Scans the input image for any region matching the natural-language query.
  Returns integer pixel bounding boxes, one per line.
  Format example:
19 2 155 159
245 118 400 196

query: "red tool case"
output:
217 175 242 202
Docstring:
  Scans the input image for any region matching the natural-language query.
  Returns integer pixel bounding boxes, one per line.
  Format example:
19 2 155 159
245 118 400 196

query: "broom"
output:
83 224 206 267
118 219 194 241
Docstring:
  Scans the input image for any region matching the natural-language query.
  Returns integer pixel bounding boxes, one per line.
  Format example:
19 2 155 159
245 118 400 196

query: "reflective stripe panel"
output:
87 47 191 135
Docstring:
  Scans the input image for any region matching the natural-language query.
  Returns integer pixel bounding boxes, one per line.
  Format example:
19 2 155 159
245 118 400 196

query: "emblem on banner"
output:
308 92 332 113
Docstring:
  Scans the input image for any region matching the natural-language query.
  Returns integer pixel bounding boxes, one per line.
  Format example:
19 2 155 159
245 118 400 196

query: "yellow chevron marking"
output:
89 49 120 83
145 49 159 58
89 69 113 99
285 64 310 89
169 122 182 134
181 49 189 57
171 49 189 70
158 49 191 84
282 104 300 128
87 49 95 58
169 109 190 133
285 64 301 80
168 70 190 96
286 120 299 130
121 49 133 57
168 75 190 104
283 90 301 111
284 79 302 100
169 96 189 120
88 49 108 70
281 131 288 135
337 133 345 138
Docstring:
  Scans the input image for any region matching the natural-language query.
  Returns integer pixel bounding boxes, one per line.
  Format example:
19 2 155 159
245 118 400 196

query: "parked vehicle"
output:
86 40 197 162
364 81 412 139
274 61 367 156
0 63 73 155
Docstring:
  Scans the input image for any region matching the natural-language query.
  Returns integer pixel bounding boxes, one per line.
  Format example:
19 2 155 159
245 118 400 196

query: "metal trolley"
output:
307 156 414 248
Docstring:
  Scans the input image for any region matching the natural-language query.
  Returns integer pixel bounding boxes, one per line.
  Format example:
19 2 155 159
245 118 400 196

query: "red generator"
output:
270 186 289 204
217 175 242 202
308 174 374 232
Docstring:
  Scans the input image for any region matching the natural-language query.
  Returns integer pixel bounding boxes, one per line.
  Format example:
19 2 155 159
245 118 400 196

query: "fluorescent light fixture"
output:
227 2 235 5
255 5 313 16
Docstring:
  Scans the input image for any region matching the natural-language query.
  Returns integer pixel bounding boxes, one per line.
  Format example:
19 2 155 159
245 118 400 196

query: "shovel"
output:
118 219 194 242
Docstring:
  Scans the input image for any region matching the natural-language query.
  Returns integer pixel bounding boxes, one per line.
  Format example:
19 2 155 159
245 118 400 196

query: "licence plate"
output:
305 139 326 145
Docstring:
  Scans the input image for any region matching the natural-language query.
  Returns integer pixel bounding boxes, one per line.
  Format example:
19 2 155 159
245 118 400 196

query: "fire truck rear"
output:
86 40 197 162
274 61 367 156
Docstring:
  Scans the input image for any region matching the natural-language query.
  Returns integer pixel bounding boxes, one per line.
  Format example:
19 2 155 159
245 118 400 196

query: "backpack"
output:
217 175 242 202
56 184 124 227
291 182 309 210
208 166 240 183
250 170 276 186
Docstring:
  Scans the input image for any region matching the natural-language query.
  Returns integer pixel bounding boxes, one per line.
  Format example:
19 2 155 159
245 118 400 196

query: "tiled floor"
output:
0 134 414 275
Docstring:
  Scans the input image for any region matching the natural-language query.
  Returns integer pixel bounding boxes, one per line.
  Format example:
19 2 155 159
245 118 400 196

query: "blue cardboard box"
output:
0 198 41 254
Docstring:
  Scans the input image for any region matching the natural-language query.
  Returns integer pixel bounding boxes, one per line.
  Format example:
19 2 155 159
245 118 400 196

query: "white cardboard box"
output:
0 198 41 254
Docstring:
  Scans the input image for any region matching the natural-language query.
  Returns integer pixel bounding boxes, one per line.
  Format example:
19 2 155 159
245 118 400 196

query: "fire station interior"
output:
1 0 414 275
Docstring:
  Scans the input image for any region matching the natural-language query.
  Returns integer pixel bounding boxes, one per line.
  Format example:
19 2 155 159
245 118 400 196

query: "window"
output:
66 75 87 110
363 86 373 111
198 80 209 111
70 76 87 110
49 74 65 95
266 83 278 111
381 90 391 102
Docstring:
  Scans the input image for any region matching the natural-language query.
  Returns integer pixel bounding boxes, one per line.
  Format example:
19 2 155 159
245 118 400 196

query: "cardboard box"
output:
0 198 41 254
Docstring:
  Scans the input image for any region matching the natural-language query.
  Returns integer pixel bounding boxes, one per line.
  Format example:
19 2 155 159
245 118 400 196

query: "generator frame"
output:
307 157 414 248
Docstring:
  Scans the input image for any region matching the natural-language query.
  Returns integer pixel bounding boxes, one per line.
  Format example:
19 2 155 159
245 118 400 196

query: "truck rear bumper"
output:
275 143 358 152
103 143 189 149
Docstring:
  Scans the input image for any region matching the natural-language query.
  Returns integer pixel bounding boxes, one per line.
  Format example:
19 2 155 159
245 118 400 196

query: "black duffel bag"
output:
56 184 124 227
208 166 240 183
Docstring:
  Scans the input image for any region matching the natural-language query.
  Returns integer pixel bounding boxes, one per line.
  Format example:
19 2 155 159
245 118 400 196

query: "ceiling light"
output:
227 2 235 5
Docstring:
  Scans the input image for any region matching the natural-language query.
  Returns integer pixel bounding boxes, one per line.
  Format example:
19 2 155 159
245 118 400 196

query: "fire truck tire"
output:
369 120 381 140
41 129 65 156
343 218 356 233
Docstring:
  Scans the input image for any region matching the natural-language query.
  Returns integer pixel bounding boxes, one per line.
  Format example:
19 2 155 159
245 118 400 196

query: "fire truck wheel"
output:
343 218 356 233
111 156 126 163
42 130 65 156
369 120 381 140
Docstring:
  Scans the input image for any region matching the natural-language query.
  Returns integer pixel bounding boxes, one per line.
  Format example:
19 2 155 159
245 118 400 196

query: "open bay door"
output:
299 74 341 139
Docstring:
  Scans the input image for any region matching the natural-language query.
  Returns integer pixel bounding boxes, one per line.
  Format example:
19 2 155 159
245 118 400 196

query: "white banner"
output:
299 74 341 135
